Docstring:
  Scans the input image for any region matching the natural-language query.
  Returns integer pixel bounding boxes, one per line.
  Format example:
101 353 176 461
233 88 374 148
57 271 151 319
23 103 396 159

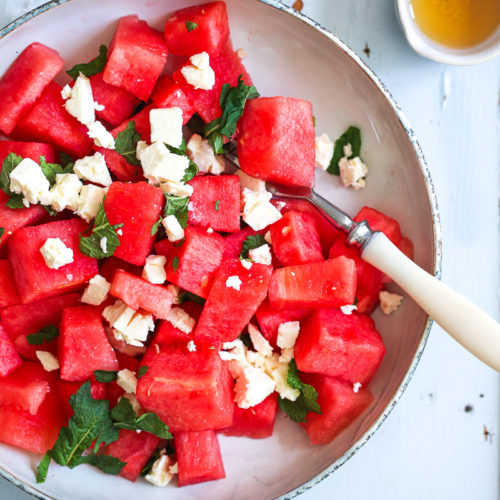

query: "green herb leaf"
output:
43 205 58 217
94 370 118 383
328 126 362 176
138 366 149 378
79 201 123 259
173 237 185 248
185 20 198 32
204 75 259 154
0 227 4 241
164 194 189 229
6 195 25 209
0 153 25 208
164 144 199 183
171 256 180 273
178 291 205 306
278 360 321 423
140 449 161 477
74 454 126 475
39 156 68 185
114 121 141 166
27 325 59 346
151 216 163 236
214 200 220 211
59 152 74 168
111 397 172 439
36 452 51 483
67 44 108 79
239 234 266 259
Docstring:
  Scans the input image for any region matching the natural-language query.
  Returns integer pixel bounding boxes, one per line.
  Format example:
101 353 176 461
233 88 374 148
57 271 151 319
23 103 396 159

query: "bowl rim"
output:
0 1 442 499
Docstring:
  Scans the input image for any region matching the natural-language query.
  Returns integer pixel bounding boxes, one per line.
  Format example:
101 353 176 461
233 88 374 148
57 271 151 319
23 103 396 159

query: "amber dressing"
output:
410 0 500 49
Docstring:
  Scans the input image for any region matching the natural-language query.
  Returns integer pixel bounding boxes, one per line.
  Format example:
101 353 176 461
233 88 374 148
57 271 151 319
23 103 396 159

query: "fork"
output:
226 153 500 372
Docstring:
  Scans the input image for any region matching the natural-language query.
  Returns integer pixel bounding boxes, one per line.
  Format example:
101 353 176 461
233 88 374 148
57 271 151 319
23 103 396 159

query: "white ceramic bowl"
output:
0 1 441 499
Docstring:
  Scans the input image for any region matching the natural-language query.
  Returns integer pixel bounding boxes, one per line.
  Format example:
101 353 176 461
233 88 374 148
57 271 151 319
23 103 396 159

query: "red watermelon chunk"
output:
59 305 118 382
255 298 310 349
55 379 107 421
164 2 230 56
13 81 93 159
166 226 225 298
223 227 262 259
0 325 22 378
111 104 153 142
154 301 203 346
237 97 315 188
175 430 225 486
103 15 168 101
0 259 21 308
7 218 98 304
354 206 402 246
94 147 140 183
300 374 374 445
188 175 240 233
222 393 278 439
151 75 196 124
0 43 64 135
173 39 252 123
194 259 272 346
0 140 55 166
104 429 161 482
295 308 385 385
269 210 323 266
98 256 142 283
136 346 234 432
269 256 357 310
110 269 174 320
104 182 164 266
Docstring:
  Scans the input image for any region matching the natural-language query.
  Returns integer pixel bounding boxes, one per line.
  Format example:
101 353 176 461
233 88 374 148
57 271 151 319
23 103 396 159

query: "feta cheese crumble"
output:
74 152 112 187
340 304 357 315
40 238 74 270
81 274 111 306
241 188 282 231
145 454 176 487
248 324 273 357
186 134 226 174
167 307 195 334
166 284 182 304
139 141 189 185
339 156 368 190
62 73 95 125
36 351 60 372
186 340 197 352
181 52 215 90
150 107 183 147
116 368 138 394
225 275 242 291
142 255 167 284
87 120 115 149
9 158 51 207
314 133 334 171
277 321 300 349
100 237 108 254
379 291 404 315
264 231 272 244
49 173 82 212
160 180 194 198
234 364 276 409
75 184 107 222
162 214 185 242
248 244 272 265
240 259 252 270
236 169 266 192
353 382 362 393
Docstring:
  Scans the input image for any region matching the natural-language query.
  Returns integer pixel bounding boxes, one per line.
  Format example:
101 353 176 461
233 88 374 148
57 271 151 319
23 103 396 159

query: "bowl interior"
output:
0 1 437 499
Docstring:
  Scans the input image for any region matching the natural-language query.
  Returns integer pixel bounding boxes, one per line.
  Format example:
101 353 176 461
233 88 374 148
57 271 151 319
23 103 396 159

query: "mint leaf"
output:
164 194 189 229
186 20 198 32
214 200 220 211
0 228 4 241
111 397 172 439
204 75 259 154
94 370 118 383
27 325 59 346
43 205 58 217
79 201 123 259
115 121 141 166
151 216 163 236
74 454 125 475
138 366 149 378
39 156 67 185
6 195 24 209
36 452 51 483
239 234 266 259
59 152 74 168
67 44 108 79
140 448 161 477
328 126 361 176
0 153 25 208
171 256 180 273
164 144 198 183
178 291 205 306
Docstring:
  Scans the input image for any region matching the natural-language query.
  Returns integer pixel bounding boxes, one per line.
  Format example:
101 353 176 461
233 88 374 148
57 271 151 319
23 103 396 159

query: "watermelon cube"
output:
222 393 278 439
109 270 174 320
59 305 118 381
0 140 55 166
0 43 64 135
136 346 234 432
175 430 225 486
7 218 98 304
103 15 168 101
154 301 203 346
223 227 263 260
94 147 140 183
111 104 153 142
269 210 323 266
188 175 241 233
104 182 164 266
237 97 315 188
300 374 374 445
164 2 230 56
0 324 22 377
295 308 385 385
13 81 93 159
194 259 272 346
354 206 402 246
151 75 195 124
104 429 161 482
55 379 107 421
0 259 20 308
268 256 357 310
98 256 142 283
166 226 225 298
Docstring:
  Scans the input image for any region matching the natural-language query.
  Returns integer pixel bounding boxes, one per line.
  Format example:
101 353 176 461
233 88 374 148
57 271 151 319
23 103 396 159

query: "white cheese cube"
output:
186 340 197 352
353 382 362 393
240 259 252 270
167 284 182 304
142 255 167 284
136 140 148 159
314 133 334 171
61 84 72 100
167 307 195 334
49 173 82 212
9 158 51 207
145 455 175 487
248 244 272 265
241 188 282 231
225 275 242 291
122 312 155 344
87 121 115 149
140 141 189 185
74 152 112 187
160 180 194 198
236 169 266 192
339 156 368 190
40 238 74 270
234 365 276 409
279 347 294 364
340 304 357 315
117 368 138 394
270 361 300 401
277 321 300 349
81 274 111 306
162 214 185 242
103 300 135 332
379 291 404 315
181 52 215 90
63 73 95 125
150 107 183 147
36 351 60 372
75 184 107 222
186 134 225 174
100 237 108 254
248 324 273 357
264 231 272 244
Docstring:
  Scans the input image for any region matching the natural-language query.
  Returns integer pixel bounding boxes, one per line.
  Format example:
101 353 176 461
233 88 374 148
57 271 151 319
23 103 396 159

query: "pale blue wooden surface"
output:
0 1 498 499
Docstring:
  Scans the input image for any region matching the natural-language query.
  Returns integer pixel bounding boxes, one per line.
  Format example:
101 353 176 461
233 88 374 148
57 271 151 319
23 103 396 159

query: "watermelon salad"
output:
0 1 414 489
